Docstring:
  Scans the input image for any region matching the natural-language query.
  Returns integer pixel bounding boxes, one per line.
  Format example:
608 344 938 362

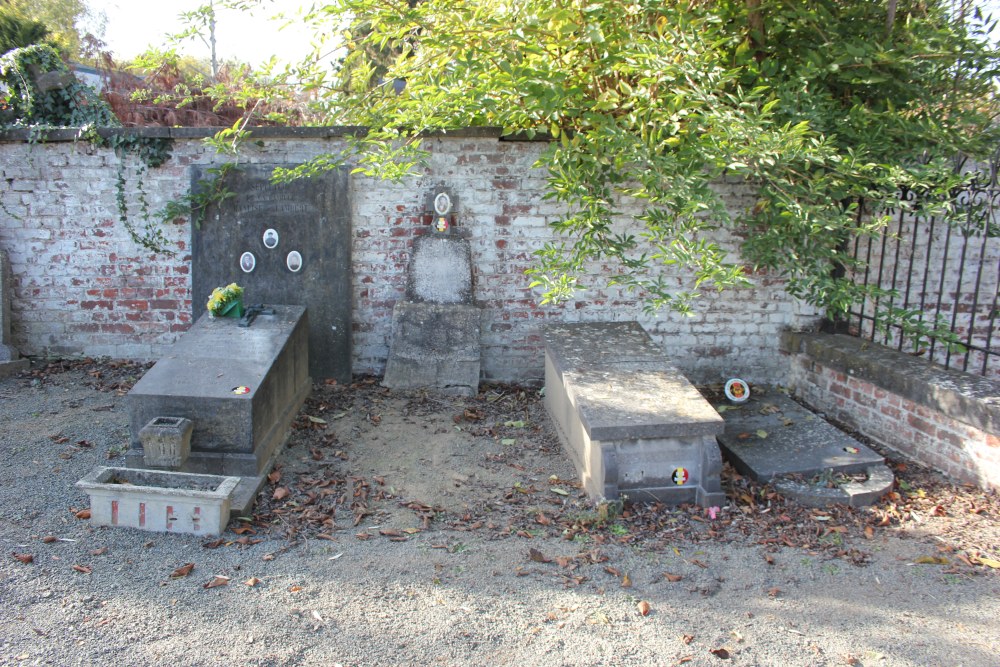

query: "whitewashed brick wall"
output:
0 130 820 383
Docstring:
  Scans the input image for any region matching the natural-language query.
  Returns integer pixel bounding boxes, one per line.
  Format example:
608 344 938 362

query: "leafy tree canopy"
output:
0 9 52 54
2 0 97 60
90 2 1000 328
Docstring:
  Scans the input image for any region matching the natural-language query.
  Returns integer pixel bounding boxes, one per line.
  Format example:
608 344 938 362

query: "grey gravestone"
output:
125 305 310 512
383 226 482 395
191 165 351 382
0 250 29 377
406 235 473 304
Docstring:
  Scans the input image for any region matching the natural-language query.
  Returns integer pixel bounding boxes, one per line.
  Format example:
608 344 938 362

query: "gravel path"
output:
1 361 998 667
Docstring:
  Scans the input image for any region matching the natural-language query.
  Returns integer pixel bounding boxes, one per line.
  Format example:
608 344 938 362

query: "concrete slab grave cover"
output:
715 389 894 506
0 250 29 377
125 304 310 513
191 165 351 382
543 322 725 506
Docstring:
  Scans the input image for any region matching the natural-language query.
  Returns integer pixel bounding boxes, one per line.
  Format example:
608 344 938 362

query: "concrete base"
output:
76 467 239 536
0 357 29 379
772 465 896 508
126 305 310 478
543 322 725 506
383 301 482 396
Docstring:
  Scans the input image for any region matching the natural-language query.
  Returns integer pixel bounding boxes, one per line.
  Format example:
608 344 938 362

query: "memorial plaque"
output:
405 235 474 305
192 165 352 382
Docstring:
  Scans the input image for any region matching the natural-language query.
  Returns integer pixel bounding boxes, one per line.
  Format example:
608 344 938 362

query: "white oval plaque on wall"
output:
262 228 279 249
239 251 256 273
286 250 303 273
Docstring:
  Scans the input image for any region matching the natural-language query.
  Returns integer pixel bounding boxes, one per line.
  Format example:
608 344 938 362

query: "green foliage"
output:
4 0 92 60
0 10 52 54
0 44 116 127
272 0 1000 333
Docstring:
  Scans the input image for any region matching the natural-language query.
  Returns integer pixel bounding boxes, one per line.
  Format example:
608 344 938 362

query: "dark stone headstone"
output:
191 165 351 382
126 305 310 483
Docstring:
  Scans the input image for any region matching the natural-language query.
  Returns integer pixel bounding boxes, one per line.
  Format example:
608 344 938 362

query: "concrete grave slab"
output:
543 322 725 506
125 305 310 513
191 165 351 382
715 388 893 506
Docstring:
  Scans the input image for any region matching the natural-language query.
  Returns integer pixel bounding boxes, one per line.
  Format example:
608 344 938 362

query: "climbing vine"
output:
0 44 176 253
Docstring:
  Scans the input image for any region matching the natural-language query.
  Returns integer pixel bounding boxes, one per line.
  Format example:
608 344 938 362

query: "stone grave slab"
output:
192 165 351 382
125 304 310 513
544 322 725 506
0 250 29 378
406 235 473 304
383 301 482 396
715 388 894 507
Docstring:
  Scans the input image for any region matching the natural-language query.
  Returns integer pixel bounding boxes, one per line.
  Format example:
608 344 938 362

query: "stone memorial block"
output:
406 235 473 305
192 165 351 382
543 322 725 506
126 305 310 494
0 250 29 377
383 302 482 395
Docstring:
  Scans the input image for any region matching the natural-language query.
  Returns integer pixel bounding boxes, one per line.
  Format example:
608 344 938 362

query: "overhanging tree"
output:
197 2 1000 332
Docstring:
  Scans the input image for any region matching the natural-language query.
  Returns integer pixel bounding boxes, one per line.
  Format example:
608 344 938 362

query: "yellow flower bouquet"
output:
206 283 244 318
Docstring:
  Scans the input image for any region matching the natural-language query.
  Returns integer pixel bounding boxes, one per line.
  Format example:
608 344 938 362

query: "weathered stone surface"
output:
76 467 239 536
126 305 310 482
405 235 473 304
543 322 725 506
0 250 29 376
715 390 884 482
139 417 194 469
192 165 352 382
383 302 481 395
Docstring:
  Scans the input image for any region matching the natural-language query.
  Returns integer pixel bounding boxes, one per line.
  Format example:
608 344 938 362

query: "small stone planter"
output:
76 467 239 536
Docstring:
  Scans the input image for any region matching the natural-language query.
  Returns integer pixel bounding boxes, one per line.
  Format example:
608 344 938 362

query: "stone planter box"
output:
76 467 239 536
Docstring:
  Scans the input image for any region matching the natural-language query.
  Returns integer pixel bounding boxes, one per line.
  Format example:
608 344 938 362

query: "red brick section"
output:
790 356 999 490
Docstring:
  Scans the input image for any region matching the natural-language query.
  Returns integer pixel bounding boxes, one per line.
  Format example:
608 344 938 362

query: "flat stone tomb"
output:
716 389 894 506
543 322 726 506
126 305 310 511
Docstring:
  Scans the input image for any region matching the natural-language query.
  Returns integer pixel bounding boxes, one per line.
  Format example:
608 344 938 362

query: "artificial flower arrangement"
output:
206 283 244 318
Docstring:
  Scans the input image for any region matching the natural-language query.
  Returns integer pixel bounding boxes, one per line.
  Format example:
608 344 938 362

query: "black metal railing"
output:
841 154 1000 379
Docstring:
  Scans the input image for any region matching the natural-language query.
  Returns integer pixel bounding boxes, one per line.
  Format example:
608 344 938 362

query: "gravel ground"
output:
1 359 998 667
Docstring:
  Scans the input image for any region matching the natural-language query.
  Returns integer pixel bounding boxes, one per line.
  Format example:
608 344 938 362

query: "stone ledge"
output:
780 331 1000 435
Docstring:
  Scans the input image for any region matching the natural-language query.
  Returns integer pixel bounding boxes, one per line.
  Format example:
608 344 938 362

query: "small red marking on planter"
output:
166 506 175 531
139 502 146 528
192 506 201 532
111 500 119 525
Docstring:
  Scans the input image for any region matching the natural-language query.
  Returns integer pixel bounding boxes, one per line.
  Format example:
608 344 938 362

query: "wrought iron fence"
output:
841 153 1000 379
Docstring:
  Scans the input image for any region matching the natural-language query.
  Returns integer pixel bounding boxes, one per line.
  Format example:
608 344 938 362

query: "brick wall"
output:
0 128 819 383
784 332 1000 490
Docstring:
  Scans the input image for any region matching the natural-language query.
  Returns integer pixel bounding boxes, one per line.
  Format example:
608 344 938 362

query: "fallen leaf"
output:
864 526 875 540
664 572 683 583
501 438 517 446
756 429 768 439
913 556 949 565
763 554 775 565
637 600 651 616
767 587 781 597
528 548 551 563
621 572 632 588
13 553 34 564
975 556 1000 569
682 634 695 644
267 470 281 485
232 525 256 535
710 647 731 659
306 415 327 424
170 563 195 579
74 509 91 520
72 564 92 574
203 575 230 589
90 547 108 556
551 487 569 496
737 432 752 440
535 513 551 526
202 538 226 549
41 536 58 543
504 420 526 428
245 577 262 587
272 487 290 501
289 585 303 592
